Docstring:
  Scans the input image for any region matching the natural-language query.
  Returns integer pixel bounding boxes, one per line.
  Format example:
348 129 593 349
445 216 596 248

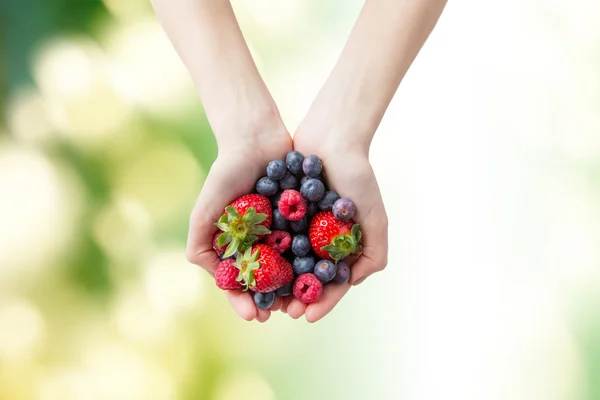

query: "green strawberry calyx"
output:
232 247 261 290
215 206 271 258
321 224 362 262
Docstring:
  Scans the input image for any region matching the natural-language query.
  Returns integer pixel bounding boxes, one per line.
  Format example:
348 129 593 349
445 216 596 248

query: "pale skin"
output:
151 0 447 322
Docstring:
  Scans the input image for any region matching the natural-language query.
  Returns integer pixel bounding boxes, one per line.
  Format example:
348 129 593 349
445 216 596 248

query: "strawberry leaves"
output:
321 224 362 262
215 206 272 258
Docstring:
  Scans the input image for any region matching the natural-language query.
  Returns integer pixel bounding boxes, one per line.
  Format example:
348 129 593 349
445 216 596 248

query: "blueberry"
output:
300 175 323 187
256 176 278 196
292 234 310 257
300 179 325 202
293 256 315 275
306 202 319 218
270 192 283 209
276 281 294 296
272 209 289 230
318 191 340 211
279 172 298 190
314 260 336 283
289 216 308 233
302 155 323 178
254 291 276 309
332 198 356 221
286 151 304 175
266 160 286 180
333 261 350 284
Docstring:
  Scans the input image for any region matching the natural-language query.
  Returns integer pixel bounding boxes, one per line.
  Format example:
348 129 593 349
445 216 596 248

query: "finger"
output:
280 296 294 314
255 308 271 323
305 282 351 323
349 251 386 285
287 298 308 319
270 296 283 312
225 290 257 321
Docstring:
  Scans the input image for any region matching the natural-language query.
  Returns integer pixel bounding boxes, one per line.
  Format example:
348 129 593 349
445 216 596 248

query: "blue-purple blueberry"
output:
291 234 310 257
289 216 308 233
254 291 276 309
314 260 336 283
333 261 350 284
318 191 340 211
302 155 323 178
300 175 322 187
300 179 325 202
306 202 319 218
332 198 356 221
270 192 283 209
256 176 278 196
293 256 315 275
266 160 286 180
279 172 298 190
272 209 289 230
285 151 304 175
275 281 294 296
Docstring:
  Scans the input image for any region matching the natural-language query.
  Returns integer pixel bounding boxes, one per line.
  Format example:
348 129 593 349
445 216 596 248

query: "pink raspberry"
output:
263 230 292 254
278 190 307 221
293 273 323 304
215 259 242 290
212 231 227 258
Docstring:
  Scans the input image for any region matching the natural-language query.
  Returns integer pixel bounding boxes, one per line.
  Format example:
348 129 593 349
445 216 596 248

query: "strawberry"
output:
215 194 272 258
215 259 243 290
233 244 294 293
309 211 362 262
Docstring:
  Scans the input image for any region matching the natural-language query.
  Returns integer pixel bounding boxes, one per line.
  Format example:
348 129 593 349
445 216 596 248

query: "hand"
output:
186 119 292 322
284 128 388 322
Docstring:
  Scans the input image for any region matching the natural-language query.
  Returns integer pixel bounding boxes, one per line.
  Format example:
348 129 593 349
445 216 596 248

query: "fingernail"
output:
353 276 367 286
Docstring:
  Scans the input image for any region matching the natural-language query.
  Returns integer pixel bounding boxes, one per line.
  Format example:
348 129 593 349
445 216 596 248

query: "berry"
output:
314 259 336 283
233 244 294 293
270 192 283 209
212 231 227 258
263 230 292 254
276 281 294 296
256 176 278 196
309 211 362 261
293 273 323 304
271 209 289 230
318 191 340 211
215 194 272 258
333 261 350 284
266 160 286 180
279 172 298 190
285 151 304 175
300 175 322 187
291 234 311 257
289 216 308 233
332 198 356 221
278 190 307 221
254 291 276 309
292 256 315 275
302 155 323 178
306 202 319 218
300 179 325 202
215 259 243 290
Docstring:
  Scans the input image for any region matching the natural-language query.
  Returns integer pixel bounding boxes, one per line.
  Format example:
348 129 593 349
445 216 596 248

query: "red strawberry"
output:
215 259 243 290
308 211 362 262
215 194 273 259
233 244 294 293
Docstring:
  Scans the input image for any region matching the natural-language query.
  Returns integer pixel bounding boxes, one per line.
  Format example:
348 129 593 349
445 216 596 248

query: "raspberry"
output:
263 230 292 254
293 273 323 304
212 231 227 258
215 259 242 290
278 190 307 221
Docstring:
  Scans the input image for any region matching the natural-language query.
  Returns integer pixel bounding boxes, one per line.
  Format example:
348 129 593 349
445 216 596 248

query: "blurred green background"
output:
1 0 600 399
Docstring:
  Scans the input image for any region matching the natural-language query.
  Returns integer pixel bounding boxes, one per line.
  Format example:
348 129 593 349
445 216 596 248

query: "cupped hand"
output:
186 121 292 322
284 129 388 322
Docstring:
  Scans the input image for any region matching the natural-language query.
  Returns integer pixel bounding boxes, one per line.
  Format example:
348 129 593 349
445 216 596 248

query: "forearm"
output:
150 0 281 138
306 0 447 149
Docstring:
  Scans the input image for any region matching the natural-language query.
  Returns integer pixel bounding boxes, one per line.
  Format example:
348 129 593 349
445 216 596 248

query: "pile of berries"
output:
213 151 362 310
